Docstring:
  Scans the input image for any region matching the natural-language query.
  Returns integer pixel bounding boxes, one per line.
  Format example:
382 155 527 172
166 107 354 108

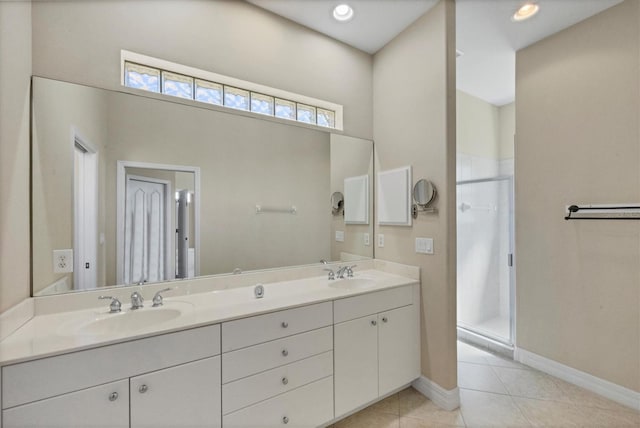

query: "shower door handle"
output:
507 253 513 267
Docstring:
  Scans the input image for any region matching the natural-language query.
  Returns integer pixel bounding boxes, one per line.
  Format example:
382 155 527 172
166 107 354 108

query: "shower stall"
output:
457 176 514 346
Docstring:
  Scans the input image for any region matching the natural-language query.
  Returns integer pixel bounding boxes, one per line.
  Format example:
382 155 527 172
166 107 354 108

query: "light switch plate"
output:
363 233 370 246
335 230 345 242
415 237 433 254
378 234 385 247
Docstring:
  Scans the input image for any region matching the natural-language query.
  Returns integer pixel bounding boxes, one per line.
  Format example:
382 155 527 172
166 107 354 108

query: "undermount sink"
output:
60 302 193 337
328 278 376 290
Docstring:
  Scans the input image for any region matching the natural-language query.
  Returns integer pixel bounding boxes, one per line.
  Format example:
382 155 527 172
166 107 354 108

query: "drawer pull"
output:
109 392 119 402
139 384 149 394
382 316 388 323
282 416 290 424
282 348 289 357
371 320 377 326
281 321 289 328
282 377 289 385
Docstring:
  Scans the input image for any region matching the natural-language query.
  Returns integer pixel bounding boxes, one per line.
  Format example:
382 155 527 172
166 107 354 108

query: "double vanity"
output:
0 264 420 427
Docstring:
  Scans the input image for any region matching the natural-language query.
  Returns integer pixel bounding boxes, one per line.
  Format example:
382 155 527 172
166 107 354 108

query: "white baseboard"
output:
516 347 640 412
412 375 460 411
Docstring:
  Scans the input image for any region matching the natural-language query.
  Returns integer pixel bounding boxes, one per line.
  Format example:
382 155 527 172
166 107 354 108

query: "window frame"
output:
121 50 343 131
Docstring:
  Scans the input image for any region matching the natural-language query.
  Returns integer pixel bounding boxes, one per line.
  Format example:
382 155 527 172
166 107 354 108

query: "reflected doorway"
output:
73 135 98 290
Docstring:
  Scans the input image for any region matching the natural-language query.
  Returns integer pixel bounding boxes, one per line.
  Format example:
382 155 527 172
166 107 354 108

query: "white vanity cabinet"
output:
221 302 334 427
1 324 222 428
334 285 420 418
3 380 130 428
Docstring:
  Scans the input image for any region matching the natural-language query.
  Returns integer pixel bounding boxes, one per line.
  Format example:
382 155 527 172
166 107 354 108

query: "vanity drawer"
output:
221 301 332 352
222 326 332 383
223 376 333 428
222 350 333 415
334 284 414 323
2 324 220 409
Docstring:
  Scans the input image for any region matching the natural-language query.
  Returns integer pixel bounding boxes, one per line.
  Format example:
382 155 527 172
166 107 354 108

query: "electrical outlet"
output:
335 230 345 242
53 249 74 273
378 234 385 248
363 233 370 246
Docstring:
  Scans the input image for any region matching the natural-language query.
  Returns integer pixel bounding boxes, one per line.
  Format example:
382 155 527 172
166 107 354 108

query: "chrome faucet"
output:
152 288 172 307
336 266 348 279
130 291 144 310
99 296 122 313
323 268 335 280
346 265 357 278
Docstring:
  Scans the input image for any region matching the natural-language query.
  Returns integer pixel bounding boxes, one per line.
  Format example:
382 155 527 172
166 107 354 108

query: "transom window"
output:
121 51 342 130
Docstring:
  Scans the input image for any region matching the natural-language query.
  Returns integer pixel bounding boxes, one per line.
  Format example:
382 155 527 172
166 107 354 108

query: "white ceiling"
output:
248 0 623 106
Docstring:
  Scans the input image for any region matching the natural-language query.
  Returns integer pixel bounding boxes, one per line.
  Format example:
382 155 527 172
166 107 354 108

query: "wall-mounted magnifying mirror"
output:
412 179 437 219
331 191 344 215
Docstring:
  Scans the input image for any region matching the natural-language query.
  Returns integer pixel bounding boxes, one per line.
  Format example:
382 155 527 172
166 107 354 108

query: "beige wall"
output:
456 90 500 159
373 0 457 390
31 0 373 139
498 102 515 160
516 0 640 391
32 78 109 294
0 2 32 312
330 134 374 262
457 90 514 161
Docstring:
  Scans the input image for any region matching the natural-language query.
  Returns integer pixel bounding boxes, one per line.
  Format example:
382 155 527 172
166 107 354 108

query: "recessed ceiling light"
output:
512 2 539 22
333 4 354 22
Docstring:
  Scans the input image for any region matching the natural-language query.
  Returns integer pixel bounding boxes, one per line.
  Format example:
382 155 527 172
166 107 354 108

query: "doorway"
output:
457 175 514 347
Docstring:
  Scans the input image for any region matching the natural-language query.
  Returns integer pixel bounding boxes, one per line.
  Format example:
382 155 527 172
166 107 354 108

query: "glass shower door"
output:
457 177 514 345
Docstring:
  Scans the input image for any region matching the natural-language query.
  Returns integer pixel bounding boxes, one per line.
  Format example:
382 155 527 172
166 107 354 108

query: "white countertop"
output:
0 269 418 366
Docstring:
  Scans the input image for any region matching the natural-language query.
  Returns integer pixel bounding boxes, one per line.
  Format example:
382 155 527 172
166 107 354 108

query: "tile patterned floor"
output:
330 341 639 427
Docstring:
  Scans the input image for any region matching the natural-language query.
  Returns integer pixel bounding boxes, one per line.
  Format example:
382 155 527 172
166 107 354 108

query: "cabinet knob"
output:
109 392 119 402
382 316 388 323
281 321 289 328
282 416 289 424
282 349 289 357
282 377 289 385
371 320 377 326
139 384 149 394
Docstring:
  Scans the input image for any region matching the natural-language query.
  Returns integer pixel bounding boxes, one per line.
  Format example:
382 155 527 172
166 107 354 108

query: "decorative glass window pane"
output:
162 71 194 99
297 103 316 124
195 79 223 105
317 108 336 128
224 86 250 110
251 93 274 116
275 99 296 120
124 62 160 93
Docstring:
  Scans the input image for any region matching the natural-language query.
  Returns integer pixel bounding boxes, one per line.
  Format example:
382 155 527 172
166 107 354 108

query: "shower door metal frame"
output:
456 175 515 347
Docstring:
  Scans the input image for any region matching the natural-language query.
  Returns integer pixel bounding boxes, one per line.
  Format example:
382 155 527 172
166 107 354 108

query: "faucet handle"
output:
323 268 335 280
130 291 144 309
99 296 122 313
347 265 357 277
152 288 172 307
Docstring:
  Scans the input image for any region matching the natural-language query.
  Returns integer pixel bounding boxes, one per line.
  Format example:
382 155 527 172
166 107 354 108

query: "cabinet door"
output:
378 305 420 395
334 315 378 417
130 356 221 428
3 380 128 428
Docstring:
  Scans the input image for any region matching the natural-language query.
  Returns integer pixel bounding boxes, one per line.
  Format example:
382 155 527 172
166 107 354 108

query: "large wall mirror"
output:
32 77 373 296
